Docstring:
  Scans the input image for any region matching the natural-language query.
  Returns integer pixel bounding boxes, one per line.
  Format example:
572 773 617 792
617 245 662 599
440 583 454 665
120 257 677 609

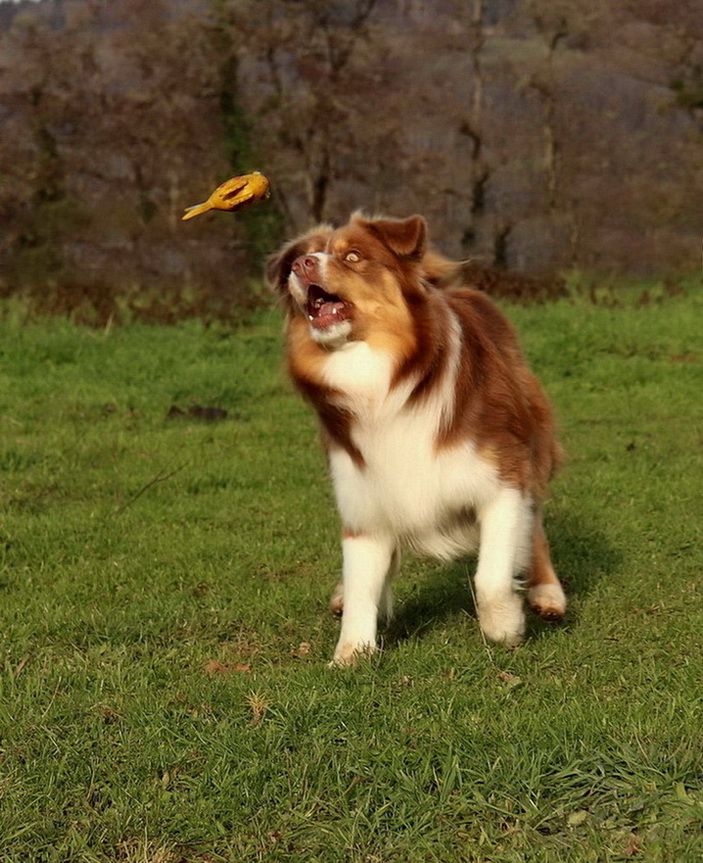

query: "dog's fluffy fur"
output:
267 213 566 665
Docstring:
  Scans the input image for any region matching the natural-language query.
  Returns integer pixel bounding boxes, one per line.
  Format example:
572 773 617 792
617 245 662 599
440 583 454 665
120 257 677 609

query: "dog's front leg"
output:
475 488 532 647
331 533 395 666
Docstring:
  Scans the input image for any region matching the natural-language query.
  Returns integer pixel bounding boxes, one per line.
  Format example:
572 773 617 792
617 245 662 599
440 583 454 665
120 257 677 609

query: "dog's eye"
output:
344 251 361 263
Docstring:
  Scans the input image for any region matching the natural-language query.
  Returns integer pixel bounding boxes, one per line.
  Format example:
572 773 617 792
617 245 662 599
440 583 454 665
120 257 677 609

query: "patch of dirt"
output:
202 659 251 675
166 405 228 422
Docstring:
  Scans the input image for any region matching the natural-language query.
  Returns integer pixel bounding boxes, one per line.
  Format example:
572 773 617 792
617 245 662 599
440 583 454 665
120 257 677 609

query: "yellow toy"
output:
182 171 270 221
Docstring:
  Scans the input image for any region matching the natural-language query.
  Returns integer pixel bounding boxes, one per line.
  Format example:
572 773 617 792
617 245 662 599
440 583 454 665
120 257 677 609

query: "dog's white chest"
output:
321 340 394 403
322 341 500 557
329 403 499 550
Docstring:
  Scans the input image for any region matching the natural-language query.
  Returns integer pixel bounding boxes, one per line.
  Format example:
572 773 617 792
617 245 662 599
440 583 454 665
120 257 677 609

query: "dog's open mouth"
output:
306 284 352 330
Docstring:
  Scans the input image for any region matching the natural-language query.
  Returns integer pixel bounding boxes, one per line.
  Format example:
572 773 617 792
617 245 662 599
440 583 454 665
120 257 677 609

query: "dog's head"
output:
267 213 428 349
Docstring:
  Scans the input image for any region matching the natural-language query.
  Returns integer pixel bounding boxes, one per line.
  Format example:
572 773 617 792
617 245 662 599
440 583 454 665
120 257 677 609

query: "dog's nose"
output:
291 254 319 279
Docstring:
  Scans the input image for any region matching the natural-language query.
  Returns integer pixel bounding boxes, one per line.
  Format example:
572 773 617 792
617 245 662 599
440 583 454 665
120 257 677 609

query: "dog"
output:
267 212 566 665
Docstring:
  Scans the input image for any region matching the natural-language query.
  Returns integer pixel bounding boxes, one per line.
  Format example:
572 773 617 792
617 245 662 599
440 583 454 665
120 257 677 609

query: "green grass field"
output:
1 289 702 862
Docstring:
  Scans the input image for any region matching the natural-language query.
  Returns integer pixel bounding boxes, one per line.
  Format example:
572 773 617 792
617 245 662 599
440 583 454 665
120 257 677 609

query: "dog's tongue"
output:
320 301 345 317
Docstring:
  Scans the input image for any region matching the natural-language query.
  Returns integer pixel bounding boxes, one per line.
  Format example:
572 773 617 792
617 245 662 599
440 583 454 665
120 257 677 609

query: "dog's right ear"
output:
355 214 427 261
265 225 334 295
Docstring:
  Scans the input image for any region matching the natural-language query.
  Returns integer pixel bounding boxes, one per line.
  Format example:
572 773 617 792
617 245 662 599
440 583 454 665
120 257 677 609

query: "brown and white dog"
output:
267 213 566 665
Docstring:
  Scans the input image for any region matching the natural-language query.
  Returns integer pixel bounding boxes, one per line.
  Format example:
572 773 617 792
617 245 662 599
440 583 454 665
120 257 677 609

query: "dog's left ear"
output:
364 215 427 261
265 244 295 294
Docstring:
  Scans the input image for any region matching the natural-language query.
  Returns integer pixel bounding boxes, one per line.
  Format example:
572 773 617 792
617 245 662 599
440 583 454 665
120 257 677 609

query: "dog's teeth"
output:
332 307 338 315
308 315 314 320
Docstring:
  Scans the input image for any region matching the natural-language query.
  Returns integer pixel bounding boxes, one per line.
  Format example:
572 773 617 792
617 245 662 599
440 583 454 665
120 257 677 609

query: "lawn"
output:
0 288 701 862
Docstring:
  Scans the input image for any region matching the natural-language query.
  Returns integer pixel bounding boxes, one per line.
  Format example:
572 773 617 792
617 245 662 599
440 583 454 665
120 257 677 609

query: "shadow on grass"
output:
385 512 620 646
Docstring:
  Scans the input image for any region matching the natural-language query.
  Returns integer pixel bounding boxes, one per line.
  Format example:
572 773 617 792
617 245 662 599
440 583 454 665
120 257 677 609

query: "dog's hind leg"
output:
329 581 344 617
379 546 400 623
526 515 566 621
329 546 399 623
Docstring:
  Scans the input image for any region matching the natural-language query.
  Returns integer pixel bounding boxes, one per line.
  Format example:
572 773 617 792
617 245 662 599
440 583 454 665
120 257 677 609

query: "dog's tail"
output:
421 248 467 288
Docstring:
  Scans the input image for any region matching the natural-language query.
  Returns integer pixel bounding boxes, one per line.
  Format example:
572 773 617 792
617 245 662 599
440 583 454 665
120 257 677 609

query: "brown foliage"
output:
1 0 701 322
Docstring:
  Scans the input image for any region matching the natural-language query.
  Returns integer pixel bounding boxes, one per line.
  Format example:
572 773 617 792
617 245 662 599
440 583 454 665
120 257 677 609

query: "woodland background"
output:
1 0 702 320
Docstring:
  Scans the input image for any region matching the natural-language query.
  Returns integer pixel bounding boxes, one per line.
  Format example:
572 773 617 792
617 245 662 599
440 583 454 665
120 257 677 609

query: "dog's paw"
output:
329 640 376 668
329 581 344 617
527 583 566 621
477 594 525 648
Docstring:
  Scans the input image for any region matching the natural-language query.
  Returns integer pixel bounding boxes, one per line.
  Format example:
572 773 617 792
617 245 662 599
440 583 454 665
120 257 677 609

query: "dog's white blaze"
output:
295 253 353 347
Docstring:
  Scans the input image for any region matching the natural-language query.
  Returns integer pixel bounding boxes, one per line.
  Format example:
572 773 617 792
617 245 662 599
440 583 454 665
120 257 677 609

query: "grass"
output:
0 287 702 862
